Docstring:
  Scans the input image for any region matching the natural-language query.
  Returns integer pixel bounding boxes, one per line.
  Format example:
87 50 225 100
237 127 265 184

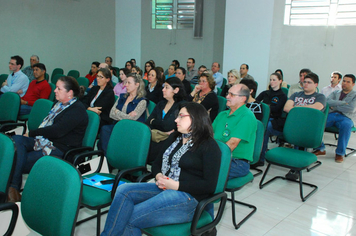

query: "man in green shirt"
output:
213 84 257 179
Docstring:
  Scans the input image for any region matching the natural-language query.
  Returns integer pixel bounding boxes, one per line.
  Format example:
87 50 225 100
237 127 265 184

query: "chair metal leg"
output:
307 161 322 172
250 167 263 177
227 192 256 229
324 143 356 157
96 209 101 236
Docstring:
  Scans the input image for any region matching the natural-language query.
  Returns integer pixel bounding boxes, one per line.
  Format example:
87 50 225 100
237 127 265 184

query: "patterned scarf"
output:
34 98 77 155
161 136 194 181
193 91 212 104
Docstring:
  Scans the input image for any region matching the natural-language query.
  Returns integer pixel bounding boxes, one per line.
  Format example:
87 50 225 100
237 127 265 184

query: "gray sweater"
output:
327 90 356 125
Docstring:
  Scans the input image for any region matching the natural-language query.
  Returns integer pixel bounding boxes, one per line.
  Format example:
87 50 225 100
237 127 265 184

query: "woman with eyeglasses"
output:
81 68 115 129
98 73 147 155
143 61 155 80
101 102 221 236
188 72 219 122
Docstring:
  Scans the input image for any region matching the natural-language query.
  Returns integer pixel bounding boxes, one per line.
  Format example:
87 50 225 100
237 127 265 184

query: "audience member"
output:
185 58 198 82
190 65 207 85
109 65 119 84
213 84 257 179
165 64 176 80
81 68 115 129
85 61 100 84
267 69 288 89
105 56 113 66
321 71 342 98
287 68 311 97
125 61 133 71
155 66 165 79
314 74 356 163
145 68 164 104
240 79 263 121
175 67 191 96
221 69 241 97
143 61 155 80
8 76 88 202
22 55 39 81
101 102 221 236
0 55 29 97
211 62 224 88
130 58 136 67
240 64 255 81
19 63 51 115
164 60 180 76
188 72 219 122
87 63 109 90
113 68 130 96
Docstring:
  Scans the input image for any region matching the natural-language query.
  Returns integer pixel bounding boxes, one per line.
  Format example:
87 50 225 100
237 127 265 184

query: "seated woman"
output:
143 61 154 80
113 68 130 97
81 68 115 129
256 72 288 166
146 77 186 163
175 67 192 96
98 73 147 155
165 64 176 80
85 61 100 84
101 102 221 236
221 69 240 97
109 66 119 84
145 68 164 104
8 76 88 202
125 61 133 71
188 72 219 122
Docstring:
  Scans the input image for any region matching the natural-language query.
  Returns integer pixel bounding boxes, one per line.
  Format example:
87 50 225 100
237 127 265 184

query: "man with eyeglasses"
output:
321 71 342 98
185 58 198 82
0 55 29 97
212 84 257 179
287 68 312 97
190 65 207 85
313 74 356 163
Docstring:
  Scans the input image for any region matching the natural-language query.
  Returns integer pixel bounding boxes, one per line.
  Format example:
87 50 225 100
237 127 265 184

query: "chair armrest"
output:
190 192 227 235
136 172 153 183
0 202 19 236
72 149 105 174
63 146 94 162
0 122 26 134
111 166 148 199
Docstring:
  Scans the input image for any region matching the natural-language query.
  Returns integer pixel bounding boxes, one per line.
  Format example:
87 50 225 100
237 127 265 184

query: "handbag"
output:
151 129 169 143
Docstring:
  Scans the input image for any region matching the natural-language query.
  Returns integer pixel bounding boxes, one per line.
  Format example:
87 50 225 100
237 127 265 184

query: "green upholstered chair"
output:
67 70 80 79
143 79 148 87
217 95 227 113
76 77 90 89
44 72 49 81
51 68 64 81
0 133 16 203
146 100 156 118
260 102 270 130
63 110 100 166
51 73 65 85
221 78 227 89
324 126 356 157
224 120 262 229
281 87 289 97
216 87 222 96
142 140 231 236
75 119 151 236
48 82 56 101
1 156 82 236
0 92 20 133
259 107 326 202
190 83 195 92
0 74 8 85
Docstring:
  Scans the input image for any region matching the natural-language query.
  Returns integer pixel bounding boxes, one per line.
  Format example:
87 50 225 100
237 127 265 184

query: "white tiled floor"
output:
1 131 356 236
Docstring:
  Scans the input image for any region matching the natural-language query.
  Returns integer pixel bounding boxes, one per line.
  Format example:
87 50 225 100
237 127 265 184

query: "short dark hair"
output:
300 68 311 75
198 65 207 70
344 74 356 84
172 60 180 68
105 56 112 62
242 63 249 70
238 84 250 104
11 55 24 69
58 76 80 97
333 71 342 80
120 68 131 76
169 64 177 71
176 67 186 75
240 79 257 98
32 63 46 72
144 61 155 73
188 58 195 63
125 61 133 68
178 102 214 151
304 72 319 84
166 77 186 102
130 58 136 63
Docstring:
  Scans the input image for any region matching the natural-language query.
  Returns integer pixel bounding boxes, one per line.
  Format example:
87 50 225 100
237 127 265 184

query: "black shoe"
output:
285 170 299 180
250 160 264 168
202 227 217 236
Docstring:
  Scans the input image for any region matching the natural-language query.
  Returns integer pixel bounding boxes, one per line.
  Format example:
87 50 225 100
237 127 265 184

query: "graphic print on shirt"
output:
294 96 316 106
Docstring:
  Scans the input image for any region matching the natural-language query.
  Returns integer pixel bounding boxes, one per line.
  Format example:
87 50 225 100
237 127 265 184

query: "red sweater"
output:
22 80 51 106
85 73 97 84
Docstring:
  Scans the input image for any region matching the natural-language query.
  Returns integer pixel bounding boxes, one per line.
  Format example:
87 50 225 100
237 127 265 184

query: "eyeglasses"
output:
227 92 244 97
303 81 314 84
176 114 190 119
97 75 105 79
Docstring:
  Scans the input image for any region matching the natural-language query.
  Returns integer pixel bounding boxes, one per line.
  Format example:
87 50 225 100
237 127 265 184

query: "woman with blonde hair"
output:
221 69 241 97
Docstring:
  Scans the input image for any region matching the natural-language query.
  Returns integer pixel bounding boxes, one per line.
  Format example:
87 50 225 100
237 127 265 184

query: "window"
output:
284 0 356 26
152 0 195 29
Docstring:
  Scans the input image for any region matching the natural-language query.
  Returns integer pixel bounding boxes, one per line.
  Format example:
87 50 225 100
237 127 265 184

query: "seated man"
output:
20 63 51 115
0 55 29 97
211 62 224 88
314 74 356 163
321 71 342 98
22 55 40 81
287 68 311 98
213 84 257 179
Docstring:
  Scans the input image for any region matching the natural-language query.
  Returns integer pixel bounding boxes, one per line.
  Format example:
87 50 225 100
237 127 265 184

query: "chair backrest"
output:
51 74 65 85
48 82 56 101
44 72 49 81
0 133 16 202
281 87 289 97
0 92 20 123
147 100 156 118
82 110 100 147
67 70 80 79
260 102 270 130
0 74 8 85
251 120 264 165
51 68 64 81
27 99 53 132
216 87 222 96
284 107 326 148
77 77 90 89
221 77 227 89
106 120 151 170
214 140 232 194
217 95 227 113
21 156 82 236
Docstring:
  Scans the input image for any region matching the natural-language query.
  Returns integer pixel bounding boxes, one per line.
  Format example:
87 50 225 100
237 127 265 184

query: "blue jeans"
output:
101 183 198 236
228 158 250 179
260 119 283 163
97 124 115 155
19 104 32 115
317 113 354 156
11 135 63 190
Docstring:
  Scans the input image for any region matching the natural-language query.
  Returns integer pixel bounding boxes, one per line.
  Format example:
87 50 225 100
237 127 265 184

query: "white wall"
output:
223 0 275 94
0 0 115 79
269 0 356 89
